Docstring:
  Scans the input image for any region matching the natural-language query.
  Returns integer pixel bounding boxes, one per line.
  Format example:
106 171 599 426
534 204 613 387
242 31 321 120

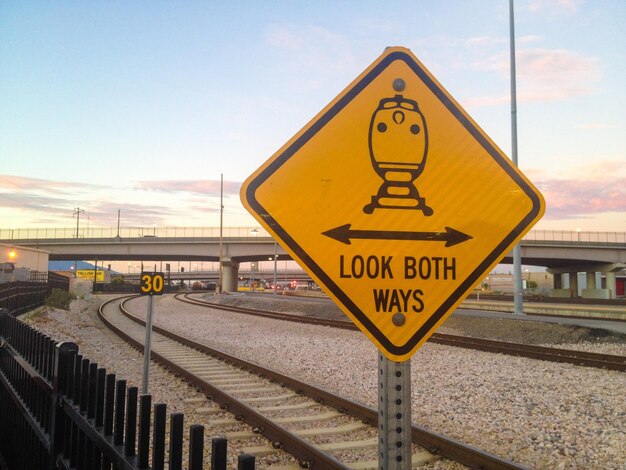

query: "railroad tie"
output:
195 407 223 416
348 450 441 469
241 393 297 403
183 397 208 404
255 402 317 412
273 410 342 424
294 422 368 437
317 437 378 451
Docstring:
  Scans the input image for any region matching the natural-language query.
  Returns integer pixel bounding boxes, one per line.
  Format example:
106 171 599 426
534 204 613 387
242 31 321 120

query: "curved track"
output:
176 293 626 372
98 295 526 470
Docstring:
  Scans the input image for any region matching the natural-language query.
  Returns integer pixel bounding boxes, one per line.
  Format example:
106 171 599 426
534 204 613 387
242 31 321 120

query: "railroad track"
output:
176 293 626 373
98 295 526 470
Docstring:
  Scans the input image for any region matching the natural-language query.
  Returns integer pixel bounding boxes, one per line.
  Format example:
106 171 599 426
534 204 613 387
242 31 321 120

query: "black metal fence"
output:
0 272 70 317
0 311 256 469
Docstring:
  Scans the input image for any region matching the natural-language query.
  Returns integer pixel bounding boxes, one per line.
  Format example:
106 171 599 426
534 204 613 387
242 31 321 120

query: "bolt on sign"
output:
241 46 545 361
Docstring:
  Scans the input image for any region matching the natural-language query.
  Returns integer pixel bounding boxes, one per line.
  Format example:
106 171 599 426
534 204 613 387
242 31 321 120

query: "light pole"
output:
273 241 278 295
73 207 84 275
510 0 523 315
218 173 224 293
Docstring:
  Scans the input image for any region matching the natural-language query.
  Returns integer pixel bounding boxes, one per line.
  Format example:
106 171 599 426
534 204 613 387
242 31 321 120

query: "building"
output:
1 243 49 283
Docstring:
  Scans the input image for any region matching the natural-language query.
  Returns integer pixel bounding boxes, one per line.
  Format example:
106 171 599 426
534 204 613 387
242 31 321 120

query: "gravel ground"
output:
24 293 626 469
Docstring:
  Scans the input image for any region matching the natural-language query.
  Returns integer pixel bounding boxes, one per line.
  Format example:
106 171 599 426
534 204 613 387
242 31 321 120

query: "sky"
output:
1 0 625 234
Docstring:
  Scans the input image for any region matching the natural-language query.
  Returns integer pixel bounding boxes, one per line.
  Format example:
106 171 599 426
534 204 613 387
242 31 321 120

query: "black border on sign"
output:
139 271 165 296
244 50 543 356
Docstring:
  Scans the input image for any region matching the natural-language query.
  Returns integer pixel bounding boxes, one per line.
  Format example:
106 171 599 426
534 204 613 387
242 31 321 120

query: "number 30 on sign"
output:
140 272 165 296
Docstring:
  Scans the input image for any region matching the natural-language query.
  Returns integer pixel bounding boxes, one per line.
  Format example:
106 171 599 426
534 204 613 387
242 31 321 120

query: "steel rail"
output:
98 296 349 470
111 294 527 470
176 293 626 372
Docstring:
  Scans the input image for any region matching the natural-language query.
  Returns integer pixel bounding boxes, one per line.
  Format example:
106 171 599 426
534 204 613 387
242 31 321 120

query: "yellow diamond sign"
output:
241 47 545 361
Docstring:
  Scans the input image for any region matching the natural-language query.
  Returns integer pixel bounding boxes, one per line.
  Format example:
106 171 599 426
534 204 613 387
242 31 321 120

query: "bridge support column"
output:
568 272 579 297
605 272 617 300
586 272 597 290
221 259 239 293
549 263 625 300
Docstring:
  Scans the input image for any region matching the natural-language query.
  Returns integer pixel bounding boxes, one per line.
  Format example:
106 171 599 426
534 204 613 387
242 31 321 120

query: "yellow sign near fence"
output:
241 47 545 361
76 270 105 282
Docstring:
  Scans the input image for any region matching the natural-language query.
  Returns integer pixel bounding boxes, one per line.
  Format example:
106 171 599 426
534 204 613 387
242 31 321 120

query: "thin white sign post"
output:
142 295 154 394
139 271 165 394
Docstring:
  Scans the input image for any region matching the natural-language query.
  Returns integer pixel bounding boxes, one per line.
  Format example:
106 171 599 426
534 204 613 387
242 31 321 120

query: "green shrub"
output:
45 289 75 310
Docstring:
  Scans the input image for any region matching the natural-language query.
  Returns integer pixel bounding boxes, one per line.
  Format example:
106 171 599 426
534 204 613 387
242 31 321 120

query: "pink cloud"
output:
536 173 626 220
134 179 241 196
575 123 620 130
0 175 102 194
469 48 601 106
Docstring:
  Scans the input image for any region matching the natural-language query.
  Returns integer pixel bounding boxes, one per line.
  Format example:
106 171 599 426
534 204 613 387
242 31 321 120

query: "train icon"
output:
363 80 433 216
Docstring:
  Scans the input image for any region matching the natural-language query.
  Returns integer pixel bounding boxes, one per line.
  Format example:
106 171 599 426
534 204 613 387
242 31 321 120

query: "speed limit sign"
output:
139 272 165 296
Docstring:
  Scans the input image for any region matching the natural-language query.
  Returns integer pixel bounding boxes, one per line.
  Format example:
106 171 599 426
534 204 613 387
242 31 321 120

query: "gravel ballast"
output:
25 293 626 469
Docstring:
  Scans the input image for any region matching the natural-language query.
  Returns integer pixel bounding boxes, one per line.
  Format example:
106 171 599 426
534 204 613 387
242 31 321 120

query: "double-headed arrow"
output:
322 224 472 247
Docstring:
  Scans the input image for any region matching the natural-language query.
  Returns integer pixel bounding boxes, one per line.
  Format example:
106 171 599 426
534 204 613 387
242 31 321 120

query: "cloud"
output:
133 179 241 196
532 162 626 220
468 48 601 106
574 123 621 130
0 173 239 228
464 36 505 48
264 24 357 91
526 0 583 15
463 35 540 48
0 175 105 195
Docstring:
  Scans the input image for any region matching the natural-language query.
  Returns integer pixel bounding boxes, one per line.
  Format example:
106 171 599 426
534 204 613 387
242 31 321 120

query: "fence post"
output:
189 425 204 470
238 454 256 470
169 413 184 470
152 403 167 470
49 341 79 470
211 437 228 470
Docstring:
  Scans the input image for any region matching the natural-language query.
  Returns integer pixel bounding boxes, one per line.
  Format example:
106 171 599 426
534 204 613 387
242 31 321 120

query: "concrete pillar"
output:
606 272 617 300
553 273 562 289
221 259 239 293
568 272 579 297
586 272 597 290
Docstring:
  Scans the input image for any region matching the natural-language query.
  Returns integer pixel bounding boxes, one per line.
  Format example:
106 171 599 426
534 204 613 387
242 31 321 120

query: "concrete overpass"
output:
2 226 624 297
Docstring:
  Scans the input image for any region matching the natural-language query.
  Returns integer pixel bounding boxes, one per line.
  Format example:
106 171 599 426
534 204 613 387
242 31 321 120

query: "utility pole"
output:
510 0 524 315
73 207 84 238
73 207 84 275
218 174 224 293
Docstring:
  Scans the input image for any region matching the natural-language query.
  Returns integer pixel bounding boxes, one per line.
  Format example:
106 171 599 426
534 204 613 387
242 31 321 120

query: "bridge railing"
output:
523 230 625 245
1 226 625 245
0 226 272 240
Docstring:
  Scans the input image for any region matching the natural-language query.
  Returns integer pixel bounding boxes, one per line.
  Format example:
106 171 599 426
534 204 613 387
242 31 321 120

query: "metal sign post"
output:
139 272 164 394
142 295 154 394
379 353 412 469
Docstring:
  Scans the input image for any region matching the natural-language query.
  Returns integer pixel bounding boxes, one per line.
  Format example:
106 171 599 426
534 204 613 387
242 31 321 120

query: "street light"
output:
2 248 16 280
